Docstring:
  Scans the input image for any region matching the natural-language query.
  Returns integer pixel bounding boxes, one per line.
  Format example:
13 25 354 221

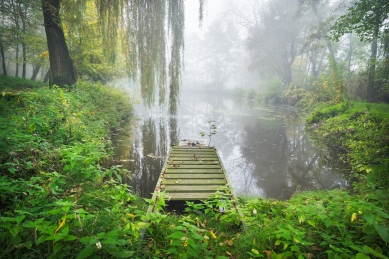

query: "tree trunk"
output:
31 64 41 81
41 0 76 87
15 43 19 77
22 42 26 78
281 53 291 86
0 40 6 75
368 36 378 102
44 68 50 83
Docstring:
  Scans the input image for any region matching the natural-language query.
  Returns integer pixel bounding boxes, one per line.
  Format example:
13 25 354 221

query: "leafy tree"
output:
330 0 389 101
246 0 303 86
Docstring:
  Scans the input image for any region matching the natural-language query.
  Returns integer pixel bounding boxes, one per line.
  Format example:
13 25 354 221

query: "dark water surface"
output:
111 89 348 199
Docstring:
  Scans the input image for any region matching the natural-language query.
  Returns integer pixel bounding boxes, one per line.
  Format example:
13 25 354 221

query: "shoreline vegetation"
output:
1 76 388 258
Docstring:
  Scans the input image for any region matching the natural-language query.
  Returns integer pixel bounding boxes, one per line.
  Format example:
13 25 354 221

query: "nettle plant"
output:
199 120 217 146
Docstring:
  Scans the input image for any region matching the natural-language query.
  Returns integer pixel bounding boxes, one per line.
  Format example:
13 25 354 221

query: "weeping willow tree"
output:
97 0 205 113
43 0 205 113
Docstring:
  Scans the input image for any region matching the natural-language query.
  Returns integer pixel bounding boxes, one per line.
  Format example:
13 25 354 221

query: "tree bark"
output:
281 53 292 86
31 64 41 81
368 36 378 102
0 40 6 75
15 43 19 77
41 0 76 87
44 68 50 83
22 42 26 78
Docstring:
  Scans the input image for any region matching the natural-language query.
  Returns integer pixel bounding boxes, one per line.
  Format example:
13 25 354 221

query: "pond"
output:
110 88 349 199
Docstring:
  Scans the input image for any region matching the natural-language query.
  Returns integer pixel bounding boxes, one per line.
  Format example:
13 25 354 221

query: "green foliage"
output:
307 102 389 192
0 75 46 90
0 76 141 258
199 120 217 146
260 78 286 104
306 101 352 124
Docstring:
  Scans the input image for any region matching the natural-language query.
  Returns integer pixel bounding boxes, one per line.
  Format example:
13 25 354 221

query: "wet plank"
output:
165 173 225 179
167 165 221 169
166 169 223 173
169 157 218 161
166 192 215 200
162 179 226 185
164 185 221 192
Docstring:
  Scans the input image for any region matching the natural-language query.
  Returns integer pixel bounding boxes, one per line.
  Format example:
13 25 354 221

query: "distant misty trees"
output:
183 20 242 90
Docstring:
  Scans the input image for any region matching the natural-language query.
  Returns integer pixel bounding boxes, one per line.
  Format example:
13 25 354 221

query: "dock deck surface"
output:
162 145 226 200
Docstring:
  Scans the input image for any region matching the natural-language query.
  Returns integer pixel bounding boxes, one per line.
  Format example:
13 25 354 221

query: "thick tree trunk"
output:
0 41 6 75
41 0 76 87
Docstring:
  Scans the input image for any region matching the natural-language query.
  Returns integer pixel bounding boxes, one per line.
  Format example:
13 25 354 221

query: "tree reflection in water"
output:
113 90 348 199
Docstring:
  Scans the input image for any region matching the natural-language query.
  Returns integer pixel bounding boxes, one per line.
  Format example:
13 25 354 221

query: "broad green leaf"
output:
356 253 371 259
373 224 389 243
363 213 374 225
113 250 135 258
54 243 63 253
76 246 94 259
167 231 184 240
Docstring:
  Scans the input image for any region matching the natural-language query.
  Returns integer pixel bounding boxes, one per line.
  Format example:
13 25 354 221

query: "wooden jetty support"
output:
146 144 241 213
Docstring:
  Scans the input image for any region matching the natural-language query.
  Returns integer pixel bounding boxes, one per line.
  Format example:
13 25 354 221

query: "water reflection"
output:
113 89 348 199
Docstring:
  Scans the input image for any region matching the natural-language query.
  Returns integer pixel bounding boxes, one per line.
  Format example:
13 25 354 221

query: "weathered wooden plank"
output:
166 160 219 165
166 192 215 200
171 147 215 151
164 185 221 192
169 157 218 161
167 165 221 169
165 173 224 179
170 155 219 159
166 169 223 174
172 147 214 150
162 179 226 185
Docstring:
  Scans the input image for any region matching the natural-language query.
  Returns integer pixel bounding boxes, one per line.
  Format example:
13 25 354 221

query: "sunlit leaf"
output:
351 213 357 222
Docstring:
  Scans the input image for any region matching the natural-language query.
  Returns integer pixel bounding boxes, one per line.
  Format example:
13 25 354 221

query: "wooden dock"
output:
146 144 239 212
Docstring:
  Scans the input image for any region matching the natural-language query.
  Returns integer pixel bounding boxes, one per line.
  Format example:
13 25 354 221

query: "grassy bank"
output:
1 76 388 258
306 101 389 193
0 76 143 258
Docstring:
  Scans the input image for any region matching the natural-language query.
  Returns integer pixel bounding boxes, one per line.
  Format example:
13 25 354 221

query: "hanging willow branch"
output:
96 0 205 113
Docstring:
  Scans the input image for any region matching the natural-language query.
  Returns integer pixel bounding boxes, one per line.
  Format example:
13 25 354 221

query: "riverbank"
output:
0 76 143 258
1 76 388 258
306 101 389 193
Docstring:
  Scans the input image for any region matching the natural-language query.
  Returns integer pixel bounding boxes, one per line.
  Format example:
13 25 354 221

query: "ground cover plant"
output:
1 76 388 258
0 76 147 258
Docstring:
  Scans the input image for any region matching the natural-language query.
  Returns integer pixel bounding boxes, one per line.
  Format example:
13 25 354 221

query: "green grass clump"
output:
306 101 351 124
0 74 46 90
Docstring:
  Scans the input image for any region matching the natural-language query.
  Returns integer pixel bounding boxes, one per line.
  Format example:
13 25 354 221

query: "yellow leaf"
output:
351 212 357 222
210 230 217 239
54 214 66 234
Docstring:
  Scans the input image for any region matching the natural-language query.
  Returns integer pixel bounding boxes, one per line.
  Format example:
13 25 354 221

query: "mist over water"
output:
111 87 348 199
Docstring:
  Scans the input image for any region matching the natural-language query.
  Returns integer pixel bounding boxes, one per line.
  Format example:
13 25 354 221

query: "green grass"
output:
0 74 46 90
